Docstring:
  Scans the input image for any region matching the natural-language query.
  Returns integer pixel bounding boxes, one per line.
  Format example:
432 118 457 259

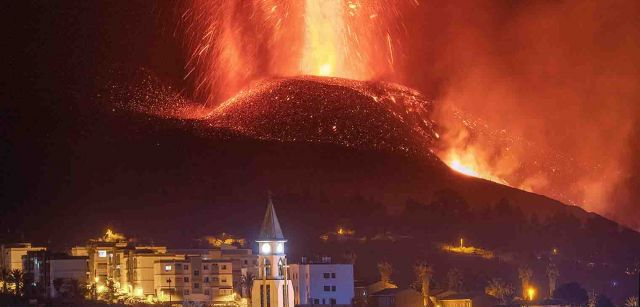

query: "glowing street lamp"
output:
527 287 536 301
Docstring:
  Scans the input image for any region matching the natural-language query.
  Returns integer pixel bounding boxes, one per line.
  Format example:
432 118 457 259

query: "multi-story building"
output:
154 255 234 304
0 243 47 272
25 251 89 297
289 257 354 305
168 246 258 295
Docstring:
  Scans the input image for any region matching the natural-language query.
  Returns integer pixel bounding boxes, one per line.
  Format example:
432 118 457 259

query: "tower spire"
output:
259 192 285 240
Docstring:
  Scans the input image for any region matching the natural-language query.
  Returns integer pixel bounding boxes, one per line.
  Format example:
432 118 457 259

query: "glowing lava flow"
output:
445 149 509 185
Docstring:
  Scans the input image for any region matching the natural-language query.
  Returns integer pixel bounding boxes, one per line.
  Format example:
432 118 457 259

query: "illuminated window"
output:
276 243 284 254
164 265 172 272
98 250 107 258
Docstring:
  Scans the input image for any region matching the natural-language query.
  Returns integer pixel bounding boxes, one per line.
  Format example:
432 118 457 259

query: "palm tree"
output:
8 269 25 296
377 261 393 284
447 268 463 292
547 262 559 298
485 278 514 305
0 269 8 293
414 261 433 307
239 272 255 298
518 265 533 299
625 297 638 307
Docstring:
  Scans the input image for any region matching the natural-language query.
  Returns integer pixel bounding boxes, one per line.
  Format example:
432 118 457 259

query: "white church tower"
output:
251 194 294 307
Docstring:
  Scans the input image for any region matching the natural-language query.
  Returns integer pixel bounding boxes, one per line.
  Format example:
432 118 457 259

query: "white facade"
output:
289 261 354 305
48 258 90 297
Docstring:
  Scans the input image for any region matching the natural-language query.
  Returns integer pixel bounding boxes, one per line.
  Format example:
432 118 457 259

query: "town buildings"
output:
289 256 354 305
24 251 89 297
0 243 47 272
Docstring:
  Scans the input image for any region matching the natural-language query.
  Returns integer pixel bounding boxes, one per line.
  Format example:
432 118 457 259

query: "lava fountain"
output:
179 0 509 185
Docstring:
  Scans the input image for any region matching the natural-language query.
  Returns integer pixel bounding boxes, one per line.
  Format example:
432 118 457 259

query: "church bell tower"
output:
251 194 294 307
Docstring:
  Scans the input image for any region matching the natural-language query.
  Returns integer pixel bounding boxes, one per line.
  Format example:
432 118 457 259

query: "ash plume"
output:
401 0 640 229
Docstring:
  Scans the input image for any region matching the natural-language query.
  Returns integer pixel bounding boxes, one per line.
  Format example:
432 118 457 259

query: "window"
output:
244 260 248 265
213 277 219 282
322 299 326 304
323 273 331 278
330 299 337 304
194 270 200 276
98 250 107 258
222 265 227 270
332 286 336 292
204 289 210 295
204 277 209 283
184 289 190 295
164 265 172 272
324 286 331 292
183 264 189 270
331 273 336 278
221 278 227 283
313 299 320 304
194 283 200 289
203 265 209 270
184 277 189 282
175 264 182 269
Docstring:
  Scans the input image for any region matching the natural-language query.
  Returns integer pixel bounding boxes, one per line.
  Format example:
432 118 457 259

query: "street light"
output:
527 287 536 301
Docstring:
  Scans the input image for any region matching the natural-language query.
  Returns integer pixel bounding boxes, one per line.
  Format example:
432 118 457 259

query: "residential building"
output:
0 243 46 272
154 255 234 304
289 256 354 305
251 196 294 307
24 251 89 297
434 292 498 307
167 245 258 295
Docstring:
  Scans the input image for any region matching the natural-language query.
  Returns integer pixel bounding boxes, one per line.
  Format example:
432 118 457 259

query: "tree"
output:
553 282 588 307
414 261 433 307
239 272 255 298
53 278 65 296
0 269 8 293
67 279 88 300
100 278 118 302
625 297 638 307
377 261 393 284
485 278 514 305
595 295 614 307
8 269 25 296
343 250 357 265
446 268 463 292
518 265 533 299
547 262 559 298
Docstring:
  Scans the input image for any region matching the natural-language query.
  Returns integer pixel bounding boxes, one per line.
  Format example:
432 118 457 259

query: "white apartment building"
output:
0 243 47 272
289 257 354 305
